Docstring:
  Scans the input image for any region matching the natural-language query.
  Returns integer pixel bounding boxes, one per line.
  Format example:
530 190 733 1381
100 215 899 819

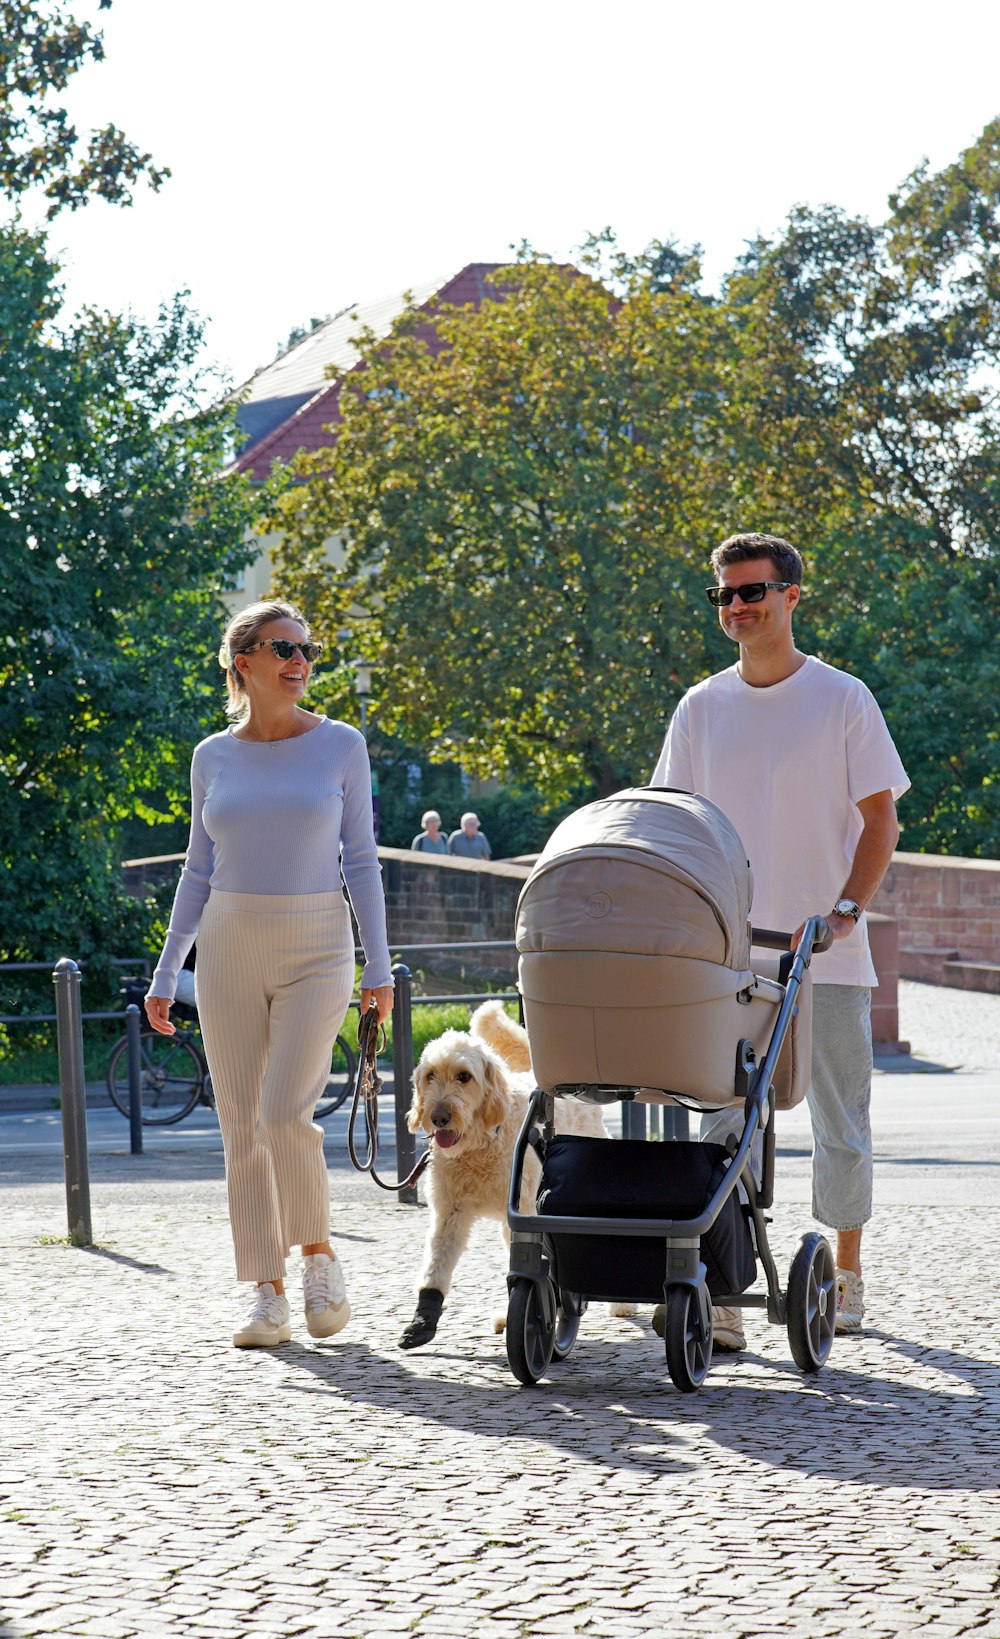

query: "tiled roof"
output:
234 263 501 480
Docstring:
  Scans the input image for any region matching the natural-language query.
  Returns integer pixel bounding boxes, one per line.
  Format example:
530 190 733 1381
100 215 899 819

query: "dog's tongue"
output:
435 1129 459 1149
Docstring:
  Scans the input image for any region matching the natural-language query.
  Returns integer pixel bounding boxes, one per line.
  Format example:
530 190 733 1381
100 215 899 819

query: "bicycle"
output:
107 984 357 1127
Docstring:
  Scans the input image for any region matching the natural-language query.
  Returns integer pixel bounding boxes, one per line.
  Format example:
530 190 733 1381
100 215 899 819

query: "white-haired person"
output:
145 599 394 1349
448 812 491 860
410 810 449 854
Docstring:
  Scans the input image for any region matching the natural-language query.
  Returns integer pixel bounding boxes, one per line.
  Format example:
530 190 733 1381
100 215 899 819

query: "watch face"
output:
834 900 860 921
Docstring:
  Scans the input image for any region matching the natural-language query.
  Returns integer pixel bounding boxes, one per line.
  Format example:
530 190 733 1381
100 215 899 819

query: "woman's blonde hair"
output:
218 598 311 720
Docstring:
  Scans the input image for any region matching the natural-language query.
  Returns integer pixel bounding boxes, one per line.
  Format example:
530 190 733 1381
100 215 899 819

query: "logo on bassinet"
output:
584 891 612 919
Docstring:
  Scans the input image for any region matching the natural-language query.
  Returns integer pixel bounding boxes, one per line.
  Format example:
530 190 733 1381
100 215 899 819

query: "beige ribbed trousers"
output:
196 889 354 1283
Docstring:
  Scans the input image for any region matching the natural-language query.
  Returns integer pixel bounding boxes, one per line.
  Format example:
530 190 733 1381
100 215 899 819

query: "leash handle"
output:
346 1003 430 1194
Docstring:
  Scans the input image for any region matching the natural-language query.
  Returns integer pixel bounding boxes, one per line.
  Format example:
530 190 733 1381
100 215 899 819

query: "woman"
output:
410 810 449 854
145 599 393 1348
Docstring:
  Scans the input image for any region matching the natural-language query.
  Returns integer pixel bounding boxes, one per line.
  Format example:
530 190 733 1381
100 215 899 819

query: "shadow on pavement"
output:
278 1324 1000 1491
874 1053 954 1074
79 1245 172 1276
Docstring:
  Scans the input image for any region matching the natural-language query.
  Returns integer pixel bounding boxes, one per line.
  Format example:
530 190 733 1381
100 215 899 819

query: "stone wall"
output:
123 849 528 986
871 852 1000 995
123 849 908 1045
378 849 525 983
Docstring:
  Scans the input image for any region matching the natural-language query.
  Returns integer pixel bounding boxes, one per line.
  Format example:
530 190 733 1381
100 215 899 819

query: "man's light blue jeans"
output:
701 984 873 1230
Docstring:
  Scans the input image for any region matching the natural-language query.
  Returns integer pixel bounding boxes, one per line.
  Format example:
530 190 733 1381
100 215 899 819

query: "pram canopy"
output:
517 788 753 972
516 787 810 1107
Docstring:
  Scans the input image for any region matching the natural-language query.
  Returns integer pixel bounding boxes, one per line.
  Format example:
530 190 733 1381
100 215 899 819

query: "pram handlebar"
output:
752 917 833 956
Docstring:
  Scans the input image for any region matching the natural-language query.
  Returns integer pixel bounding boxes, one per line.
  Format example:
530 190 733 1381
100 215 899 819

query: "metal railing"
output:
26 939 688 1242
1 957 152 1026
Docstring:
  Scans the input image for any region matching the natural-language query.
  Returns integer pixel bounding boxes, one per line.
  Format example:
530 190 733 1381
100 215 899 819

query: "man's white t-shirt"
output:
651 656 909 986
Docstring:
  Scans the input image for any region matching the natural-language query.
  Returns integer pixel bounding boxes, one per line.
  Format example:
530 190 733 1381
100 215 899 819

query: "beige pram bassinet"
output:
517 787 811 1109
504 786 836 1394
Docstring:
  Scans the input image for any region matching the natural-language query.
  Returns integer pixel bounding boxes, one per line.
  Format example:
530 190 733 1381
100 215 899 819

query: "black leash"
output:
346 1004 431 1194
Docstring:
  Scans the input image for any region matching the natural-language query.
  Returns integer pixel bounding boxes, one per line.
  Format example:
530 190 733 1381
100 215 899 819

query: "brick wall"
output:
871 852 1000 994
378 849 526 983
123 848 908 1043
123 849 528 986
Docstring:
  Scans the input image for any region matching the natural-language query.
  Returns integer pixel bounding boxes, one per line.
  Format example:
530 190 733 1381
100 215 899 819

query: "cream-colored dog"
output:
399 1001 624 1349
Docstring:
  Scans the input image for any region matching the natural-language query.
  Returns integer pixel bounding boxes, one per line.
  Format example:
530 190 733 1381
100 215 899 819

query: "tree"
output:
0 0 168 215
718 121 1000 853
0 224 273 987
271 129 1000 855
280 313 331 353
272 242 731 802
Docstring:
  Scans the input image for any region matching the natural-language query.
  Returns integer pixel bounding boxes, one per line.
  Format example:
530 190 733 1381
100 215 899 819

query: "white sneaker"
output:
233 1282 292 1348
302 1252 351 1339
651 1301 745 1351
710 1304 746 1351
836 1268 865 1333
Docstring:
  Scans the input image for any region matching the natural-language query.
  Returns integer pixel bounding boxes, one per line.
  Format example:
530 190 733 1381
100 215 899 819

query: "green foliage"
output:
719 121 1000 853
378 997 519 1065
272 239 728 803
270 130 1000 855
280 313 331 353
0 224 276 995
467 785 583 860
363 733 467 851
0 0 168 216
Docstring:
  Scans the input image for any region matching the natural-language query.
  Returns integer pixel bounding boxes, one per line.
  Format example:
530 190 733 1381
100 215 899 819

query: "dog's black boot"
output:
399 1287 445 1350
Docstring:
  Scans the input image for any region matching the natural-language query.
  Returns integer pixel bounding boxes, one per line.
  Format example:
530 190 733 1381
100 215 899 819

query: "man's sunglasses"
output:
240 639 324 663
706 581 792 608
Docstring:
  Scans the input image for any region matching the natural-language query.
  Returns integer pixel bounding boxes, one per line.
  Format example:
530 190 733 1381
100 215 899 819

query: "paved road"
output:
2 985 999 1638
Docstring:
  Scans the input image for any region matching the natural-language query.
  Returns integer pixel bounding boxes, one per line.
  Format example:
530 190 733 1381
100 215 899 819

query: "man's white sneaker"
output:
836 1268 865 1333
302 1252 351 1339
233 1282 292 1348
709 1304 746 1351
651 1301 745 1351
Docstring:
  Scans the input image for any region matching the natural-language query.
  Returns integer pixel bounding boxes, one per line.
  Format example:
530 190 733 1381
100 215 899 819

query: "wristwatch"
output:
831 898 862 923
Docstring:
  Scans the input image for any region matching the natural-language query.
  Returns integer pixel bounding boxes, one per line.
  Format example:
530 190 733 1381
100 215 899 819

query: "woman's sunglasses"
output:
240 639 324 663
706 581 792 608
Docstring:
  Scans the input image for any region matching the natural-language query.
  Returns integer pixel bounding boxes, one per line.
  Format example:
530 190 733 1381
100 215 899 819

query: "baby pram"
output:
505 786 836 1392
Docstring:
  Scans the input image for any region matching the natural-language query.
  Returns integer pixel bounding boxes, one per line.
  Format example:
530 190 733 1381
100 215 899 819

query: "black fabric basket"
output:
537 1136 756 1303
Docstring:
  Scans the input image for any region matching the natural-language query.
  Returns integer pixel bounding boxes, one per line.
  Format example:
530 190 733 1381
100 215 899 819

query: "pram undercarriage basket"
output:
505 787 837 1393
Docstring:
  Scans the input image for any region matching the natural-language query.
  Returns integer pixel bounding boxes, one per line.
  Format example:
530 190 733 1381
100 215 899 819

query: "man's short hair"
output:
460 812 479 830
710 532 803 587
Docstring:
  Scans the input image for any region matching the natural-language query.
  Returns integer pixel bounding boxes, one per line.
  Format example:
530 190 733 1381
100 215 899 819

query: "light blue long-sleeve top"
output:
150 718 392 1000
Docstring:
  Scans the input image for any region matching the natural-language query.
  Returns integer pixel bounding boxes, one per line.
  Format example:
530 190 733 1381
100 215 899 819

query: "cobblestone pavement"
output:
2 990 999 1638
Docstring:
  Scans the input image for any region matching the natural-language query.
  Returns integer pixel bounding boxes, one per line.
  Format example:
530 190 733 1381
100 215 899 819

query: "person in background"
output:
448 811 491 860
652 532 908 1347
411 810 449 854
144 598 394 1350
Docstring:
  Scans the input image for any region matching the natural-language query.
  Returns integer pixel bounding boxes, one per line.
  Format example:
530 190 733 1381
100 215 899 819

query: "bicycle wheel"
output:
315 1034 357 1118
107 1031 204 1125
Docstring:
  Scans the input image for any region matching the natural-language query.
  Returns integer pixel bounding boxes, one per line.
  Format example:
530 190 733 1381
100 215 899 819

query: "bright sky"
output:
48 0 1000 390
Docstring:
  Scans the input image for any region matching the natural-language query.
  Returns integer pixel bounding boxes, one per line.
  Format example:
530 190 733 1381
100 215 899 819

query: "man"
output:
448 812 492 860
652 532 908 1345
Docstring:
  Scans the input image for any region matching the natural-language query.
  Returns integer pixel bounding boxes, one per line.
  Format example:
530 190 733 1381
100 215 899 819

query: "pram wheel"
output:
506 1276 557 1385
551 1292 585 1362
664 1282 713 1392
786 1232 836 1372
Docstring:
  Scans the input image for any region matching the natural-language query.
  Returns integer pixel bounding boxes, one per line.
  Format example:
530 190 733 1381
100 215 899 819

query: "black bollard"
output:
125 1003 144 1156
621 1100 647 1141
391 962 418 1206
52 958 92 1246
